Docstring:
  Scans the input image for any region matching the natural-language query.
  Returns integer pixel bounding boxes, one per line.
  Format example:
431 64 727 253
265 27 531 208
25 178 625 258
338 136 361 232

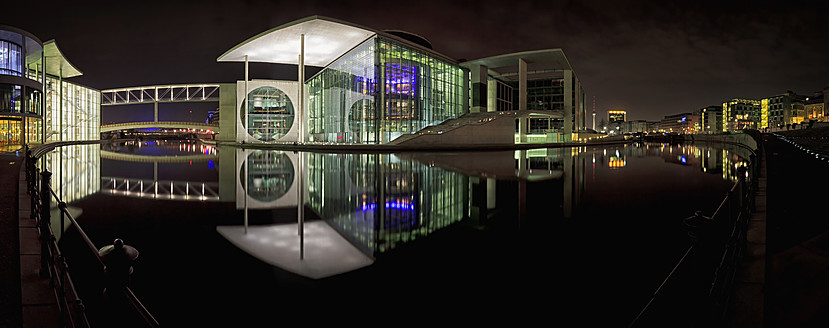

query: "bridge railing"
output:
25 146 159 328
627 142 760 327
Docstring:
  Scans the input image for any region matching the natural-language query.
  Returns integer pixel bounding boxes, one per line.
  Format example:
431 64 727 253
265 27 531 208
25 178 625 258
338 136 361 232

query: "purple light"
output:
360 201 415 212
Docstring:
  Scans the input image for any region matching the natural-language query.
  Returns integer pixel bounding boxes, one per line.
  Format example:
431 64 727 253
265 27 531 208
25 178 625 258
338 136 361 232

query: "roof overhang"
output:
43 40 82 78
461 49 576 81
217 16 377 67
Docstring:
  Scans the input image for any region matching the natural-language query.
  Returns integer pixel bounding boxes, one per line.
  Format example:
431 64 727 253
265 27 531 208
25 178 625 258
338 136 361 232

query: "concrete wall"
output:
690 133 758 152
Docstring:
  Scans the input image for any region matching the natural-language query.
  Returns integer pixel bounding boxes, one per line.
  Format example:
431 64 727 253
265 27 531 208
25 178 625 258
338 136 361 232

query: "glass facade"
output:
0 40 23 76
45 76 100 141
307 36 466 144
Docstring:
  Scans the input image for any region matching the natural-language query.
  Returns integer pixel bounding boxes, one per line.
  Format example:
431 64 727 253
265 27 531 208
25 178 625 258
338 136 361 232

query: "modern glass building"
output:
218 16 585 145
723 98 761 131
1 25 43 150
0 25 100 150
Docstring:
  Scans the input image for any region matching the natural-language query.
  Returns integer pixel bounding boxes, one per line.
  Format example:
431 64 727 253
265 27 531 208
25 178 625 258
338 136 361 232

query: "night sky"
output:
6 0 829 122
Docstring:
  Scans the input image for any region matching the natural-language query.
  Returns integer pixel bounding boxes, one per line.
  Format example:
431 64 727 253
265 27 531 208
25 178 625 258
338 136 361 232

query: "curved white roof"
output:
217 16 377 67
44 40 82 78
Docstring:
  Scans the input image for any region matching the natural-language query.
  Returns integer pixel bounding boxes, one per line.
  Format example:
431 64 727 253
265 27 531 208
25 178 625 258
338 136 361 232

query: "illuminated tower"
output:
592 96 596 130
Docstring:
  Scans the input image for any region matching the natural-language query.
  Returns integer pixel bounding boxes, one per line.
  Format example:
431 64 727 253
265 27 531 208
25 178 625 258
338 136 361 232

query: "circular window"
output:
348 99 375 142
239 87 294 141
239 150 295 202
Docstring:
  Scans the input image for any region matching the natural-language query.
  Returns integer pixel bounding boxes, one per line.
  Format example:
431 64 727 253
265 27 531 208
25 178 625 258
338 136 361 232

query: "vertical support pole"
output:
39 171 52 278
518 59 528 143
564 69 573 138
58 70 63 142
41 51 45 144
471 64 488 113
154 101 158 123
244 55 249 144
518 59 527 111
298 34 305 144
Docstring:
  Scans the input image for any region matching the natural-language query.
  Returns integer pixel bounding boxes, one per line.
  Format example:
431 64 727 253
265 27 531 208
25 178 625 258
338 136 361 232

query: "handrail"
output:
628 246 695 327
628 151 758 326
26 143 160 328
50 191 105 268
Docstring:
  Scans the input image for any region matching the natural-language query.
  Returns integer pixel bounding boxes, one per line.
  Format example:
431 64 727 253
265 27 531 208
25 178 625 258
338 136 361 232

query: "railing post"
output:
98 239 139 297
39 170 52 278
683 210 718 326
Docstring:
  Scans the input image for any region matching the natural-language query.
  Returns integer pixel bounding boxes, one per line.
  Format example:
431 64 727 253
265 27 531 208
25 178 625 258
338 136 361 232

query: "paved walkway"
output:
0 150 60 328
762 131 829 327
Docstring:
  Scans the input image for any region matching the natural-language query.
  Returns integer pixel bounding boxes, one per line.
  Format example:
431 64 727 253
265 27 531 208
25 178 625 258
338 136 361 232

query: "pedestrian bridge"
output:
101 121 218 133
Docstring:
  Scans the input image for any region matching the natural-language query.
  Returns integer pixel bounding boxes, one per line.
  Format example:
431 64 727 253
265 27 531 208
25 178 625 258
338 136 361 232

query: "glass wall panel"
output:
45 76 100 141
0 40 23 76
0 116 22 148
307 36 465 144
308 37 377 143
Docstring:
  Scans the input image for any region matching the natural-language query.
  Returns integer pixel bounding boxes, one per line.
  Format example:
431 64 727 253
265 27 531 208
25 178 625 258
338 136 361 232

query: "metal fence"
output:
26 145 159 328
628 141 760 327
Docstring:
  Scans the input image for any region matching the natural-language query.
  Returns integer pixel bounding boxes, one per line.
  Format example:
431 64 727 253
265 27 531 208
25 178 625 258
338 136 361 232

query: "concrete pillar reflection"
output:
563 148 573 218
518 117 527 143
486 178 496 210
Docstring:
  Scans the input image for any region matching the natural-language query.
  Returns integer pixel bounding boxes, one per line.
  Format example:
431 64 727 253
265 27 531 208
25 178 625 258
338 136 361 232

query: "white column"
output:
518 59 528 143
244 55 249 143
518 59 527 111
298 34 305 144
564 69 573 137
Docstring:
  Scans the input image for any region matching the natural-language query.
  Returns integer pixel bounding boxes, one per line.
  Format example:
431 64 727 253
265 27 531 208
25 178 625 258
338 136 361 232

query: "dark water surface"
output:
46 140 751 326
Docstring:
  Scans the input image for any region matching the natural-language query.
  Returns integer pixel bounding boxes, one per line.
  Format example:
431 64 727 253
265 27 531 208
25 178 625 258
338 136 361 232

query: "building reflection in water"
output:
44 143 101 204
51 140 749 281
218 147 585 279
41 144 100 241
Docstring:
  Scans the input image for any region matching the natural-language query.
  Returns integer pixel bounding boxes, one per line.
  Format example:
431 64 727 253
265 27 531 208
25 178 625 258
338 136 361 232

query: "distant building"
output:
660 113 699 134
621 120 648 134
207 109 219 124
761 91 806 129
804 88 827 122
608 110 626 124
700 106 723 134
723 98 761 131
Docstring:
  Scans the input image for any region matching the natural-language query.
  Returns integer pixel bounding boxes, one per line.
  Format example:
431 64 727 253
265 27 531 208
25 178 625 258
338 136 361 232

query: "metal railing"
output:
25 145 159 328
628 143 760 327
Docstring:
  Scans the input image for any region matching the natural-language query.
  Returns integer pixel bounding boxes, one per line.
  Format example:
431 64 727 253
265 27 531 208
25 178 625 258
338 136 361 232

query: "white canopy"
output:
217 16 376 67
